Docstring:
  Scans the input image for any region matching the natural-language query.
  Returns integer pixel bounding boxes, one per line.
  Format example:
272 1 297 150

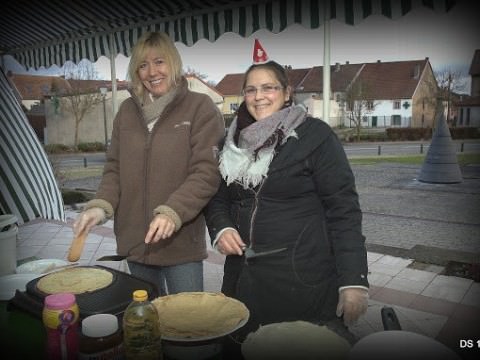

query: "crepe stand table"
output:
0 300 47 359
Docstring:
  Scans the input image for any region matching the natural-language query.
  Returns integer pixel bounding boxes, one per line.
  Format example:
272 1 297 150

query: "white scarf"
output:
220 105 306 189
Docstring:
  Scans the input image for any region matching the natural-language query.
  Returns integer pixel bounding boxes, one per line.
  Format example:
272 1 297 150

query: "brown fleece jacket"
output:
85 78 224 266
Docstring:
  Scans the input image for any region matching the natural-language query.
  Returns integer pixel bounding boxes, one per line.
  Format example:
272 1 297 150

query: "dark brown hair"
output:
242 61 293 105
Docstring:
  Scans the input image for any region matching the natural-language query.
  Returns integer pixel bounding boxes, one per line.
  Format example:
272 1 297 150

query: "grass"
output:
59 166 104 180
54 154 480 181
348 153 480 166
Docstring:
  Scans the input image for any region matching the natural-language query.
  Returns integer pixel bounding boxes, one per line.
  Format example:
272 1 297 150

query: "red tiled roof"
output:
215 60 426 99
215 73 245 96
355 59 429 100
215 67 315 95
9 73 71 100
286 68 311 89
297 64 364 92
9 73 129 100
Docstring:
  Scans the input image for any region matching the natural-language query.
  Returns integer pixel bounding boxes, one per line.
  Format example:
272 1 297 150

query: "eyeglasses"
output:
242 84 284 97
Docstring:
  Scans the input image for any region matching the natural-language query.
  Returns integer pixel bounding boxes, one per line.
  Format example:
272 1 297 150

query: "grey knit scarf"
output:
220 105 307 189
142 87 178 131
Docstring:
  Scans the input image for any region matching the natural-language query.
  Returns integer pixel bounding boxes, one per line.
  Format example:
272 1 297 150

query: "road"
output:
343 140 480 157
49 152 107 168
51 140 480 168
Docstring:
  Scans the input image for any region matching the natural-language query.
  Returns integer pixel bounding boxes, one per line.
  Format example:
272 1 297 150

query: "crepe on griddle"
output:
241 321 351 360
152 292 249 339
36 267 113 295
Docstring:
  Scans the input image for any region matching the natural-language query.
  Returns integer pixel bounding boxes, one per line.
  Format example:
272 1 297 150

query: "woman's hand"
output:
217 229 245 256
73 207 105 236
336 288 369 326
145 214 176 243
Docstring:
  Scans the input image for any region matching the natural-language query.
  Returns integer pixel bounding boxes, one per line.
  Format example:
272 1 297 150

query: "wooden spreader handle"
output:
68 230 87 262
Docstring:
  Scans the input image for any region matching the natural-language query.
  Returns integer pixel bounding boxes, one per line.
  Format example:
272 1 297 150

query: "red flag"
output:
253 39 268 64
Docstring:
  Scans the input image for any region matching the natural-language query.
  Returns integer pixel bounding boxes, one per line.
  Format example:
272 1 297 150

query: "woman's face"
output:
138 48 172 97
243 68 290 121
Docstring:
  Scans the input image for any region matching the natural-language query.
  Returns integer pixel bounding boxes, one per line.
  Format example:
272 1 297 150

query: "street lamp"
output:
99 87 108 147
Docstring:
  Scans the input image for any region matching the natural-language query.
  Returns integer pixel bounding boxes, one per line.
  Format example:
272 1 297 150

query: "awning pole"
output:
109 33 118 116
323 0 331 124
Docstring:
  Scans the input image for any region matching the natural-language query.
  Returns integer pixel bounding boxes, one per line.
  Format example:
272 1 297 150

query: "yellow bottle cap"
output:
133 290 148 301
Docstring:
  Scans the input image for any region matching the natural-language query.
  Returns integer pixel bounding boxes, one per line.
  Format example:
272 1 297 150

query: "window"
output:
393 100 401 109
392 115 401 126
366 101 374 110
230 103 239 112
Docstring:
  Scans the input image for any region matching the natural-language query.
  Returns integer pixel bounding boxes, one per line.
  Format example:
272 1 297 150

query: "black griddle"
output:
8 265 158 319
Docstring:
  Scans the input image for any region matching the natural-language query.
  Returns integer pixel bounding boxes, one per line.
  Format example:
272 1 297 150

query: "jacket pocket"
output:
290 217 335 287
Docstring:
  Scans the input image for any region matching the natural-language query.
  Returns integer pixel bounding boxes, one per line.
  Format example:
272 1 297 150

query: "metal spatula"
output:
96 255 127 261
97 255 127 261
97 243 150 261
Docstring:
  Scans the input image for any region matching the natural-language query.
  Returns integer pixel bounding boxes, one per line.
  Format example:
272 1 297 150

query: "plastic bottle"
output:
79 313 125 359
122 289 162 360
42 293 80 360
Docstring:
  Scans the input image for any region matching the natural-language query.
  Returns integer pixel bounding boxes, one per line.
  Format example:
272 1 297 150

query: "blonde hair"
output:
127 32 183 98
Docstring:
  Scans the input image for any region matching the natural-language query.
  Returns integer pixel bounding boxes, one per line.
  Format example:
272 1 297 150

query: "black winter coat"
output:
205 117 369 335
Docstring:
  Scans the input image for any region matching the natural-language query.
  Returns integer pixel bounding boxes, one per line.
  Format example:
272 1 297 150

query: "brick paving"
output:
53 159 480 359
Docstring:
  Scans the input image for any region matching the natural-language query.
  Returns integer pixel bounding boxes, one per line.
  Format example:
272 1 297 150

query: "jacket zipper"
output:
143 132 152 263
247 179 266 250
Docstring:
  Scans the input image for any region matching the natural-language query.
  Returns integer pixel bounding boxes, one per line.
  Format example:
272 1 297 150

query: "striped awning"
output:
0 67 65 224
1 0 456 70
0 0 455 225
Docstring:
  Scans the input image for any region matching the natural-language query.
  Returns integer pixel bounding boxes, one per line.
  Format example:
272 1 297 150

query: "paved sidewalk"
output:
13 161 480 359
15 208 480 360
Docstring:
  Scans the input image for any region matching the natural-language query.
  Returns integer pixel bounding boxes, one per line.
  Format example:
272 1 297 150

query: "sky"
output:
3 1 479 91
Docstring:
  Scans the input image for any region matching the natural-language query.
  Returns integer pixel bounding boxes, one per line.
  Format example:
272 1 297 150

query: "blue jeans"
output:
127 260 203 296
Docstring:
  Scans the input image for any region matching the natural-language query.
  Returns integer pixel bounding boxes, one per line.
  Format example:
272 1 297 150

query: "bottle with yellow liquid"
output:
122 290 162 360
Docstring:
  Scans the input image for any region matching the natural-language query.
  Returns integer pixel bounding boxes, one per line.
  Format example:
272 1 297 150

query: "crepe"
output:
36 266 113 295
241 321 351 360
152 292 249 339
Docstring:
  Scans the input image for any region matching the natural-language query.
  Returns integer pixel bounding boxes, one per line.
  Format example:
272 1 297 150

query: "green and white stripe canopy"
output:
1 0 456 70
0 68 65 224
0 0 455 224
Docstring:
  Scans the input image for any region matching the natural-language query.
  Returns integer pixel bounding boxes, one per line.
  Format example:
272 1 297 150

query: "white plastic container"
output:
0 214 18 276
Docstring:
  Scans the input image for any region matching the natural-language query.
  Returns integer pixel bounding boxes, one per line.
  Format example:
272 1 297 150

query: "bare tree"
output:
342 80 377 141
435 66 468 125
184 66 217 86
59 60 103 149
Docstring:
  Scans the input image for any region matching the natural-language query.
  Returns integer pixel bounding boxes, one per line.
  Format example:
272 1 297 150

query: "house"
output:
7 72 72 142
215 58 438 128
10 73 226 146
351 58 438 128
186 74 223 110
215 73 245 115
292 63 364 127
455 49 480 127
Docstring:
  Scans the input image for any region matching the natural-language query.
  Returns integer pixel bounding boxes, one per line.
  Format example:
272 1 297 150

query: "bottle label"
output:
43 305 80 360
78 343 125 360
43 306 80 330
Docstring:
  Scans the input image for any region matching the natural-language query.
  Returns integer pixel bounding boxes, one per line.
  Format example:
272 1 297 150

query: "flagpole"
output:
323 0 331 124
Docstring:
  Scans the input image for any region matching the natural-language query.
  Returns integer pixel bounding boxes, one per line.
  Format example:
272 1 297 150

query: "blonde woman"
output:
74 32 224 295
